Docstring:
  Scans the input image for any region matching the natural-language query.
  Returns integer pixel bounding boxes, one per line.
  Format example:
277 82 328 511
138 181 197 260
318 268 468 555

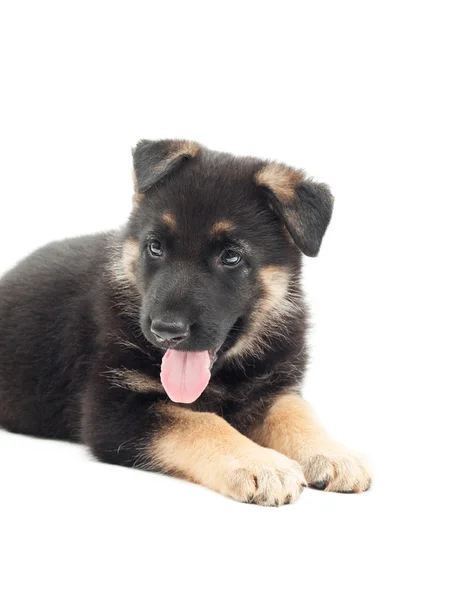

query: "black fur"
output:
0 140 333 470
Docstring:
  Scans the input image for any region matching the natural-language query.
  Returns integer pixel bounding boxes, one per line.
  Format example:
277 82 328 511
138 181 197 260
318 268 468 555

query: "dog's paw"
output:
302 448 372 493
222 449 306 506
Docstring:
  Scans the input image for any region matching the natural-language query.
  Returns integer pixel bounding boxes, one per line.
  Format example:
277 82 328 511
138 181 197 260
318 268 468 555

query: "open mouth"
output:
158 319 244 405
160 345 220 405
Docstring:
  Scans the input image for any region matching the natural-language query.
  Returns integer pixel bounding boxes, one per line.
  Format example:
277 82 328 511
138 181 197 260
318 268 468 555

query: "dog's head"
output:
118 139 333 402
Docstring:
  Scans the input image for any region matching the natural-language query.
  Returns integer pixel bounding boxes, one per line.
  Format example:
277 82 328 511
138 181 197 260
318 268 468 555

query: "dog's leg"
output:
82 380 306 506
149 404 307 505
249 393 372 493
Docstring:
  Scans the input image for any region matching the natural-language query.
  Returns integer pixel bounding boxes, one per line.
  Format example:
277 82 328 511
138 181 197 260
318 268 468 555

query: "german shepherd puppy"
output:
0 140 371 505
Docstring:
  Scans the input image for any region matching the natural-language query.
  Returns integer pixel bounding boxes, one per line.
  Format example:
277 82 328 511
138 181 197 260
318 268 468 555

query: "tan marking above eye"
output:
255 163 305 203
210 220 235 236
162 212 177 230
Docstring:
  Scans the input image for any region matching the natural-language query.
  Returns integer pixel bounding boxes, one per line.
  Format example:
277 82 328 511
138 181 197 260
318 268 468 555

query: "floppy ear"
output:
132 139 201 195
255 162 334 257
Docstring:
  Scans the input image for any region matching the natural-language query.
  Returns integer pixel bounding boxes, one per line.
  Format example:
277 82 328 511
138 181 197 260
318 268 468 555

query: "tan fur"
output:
132 170 145 204
151 141 201 181
108 238 140 291
120 239 139 286
250 393 372 493
210 220 235 236
226 265 300 361
162 211 177 230
147 405 306 505
167 140 201 160
105 368 164 394
255 163 304 203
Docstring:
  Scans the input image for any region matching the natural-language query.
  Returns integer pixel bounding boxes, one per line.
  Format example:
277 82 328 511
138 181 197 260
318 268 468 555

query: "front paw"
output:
302 449 372 493
222 449 307 506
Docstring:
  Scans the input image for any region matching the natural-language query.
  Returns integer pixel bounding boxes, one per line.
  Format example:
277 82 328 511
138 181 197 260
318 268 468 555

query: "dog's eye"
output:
148 241 163 258
221 249 242 267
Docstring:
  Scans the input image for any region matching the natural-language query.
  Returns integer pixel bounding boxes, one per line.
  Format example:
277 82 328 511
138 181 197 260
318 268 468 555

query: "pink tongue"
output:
161 350 211 404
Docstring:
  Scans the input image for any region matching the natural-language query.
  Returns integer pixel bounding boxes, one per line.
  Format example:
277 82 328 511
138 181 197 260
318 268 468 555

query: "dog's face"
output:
121 140 333 402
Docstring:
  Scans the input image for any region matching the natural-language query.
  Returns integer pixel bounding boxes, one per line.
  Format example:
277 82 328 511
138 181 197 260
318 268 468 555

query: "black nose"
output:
150 318 190 344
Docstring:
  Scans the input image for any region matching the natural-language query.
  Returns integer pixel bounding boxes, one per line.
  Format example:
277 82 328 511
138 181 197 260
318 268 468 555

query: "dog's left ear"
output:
255 163 334 257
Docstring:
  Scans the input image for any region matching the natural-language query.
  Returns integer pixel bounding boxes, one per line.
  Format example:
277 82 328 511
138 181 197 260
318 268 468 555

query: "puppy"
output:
0 140 371 505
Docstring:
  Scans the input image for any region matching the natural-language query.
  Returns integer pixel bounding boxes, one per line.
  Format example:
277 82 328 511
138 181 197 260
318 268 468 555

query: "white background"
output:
0 1 467 599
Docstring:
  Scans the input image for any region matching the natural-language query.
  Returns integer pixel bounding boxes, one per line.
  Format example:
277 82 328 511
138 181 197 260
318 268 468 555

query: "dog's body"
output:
0 140 371 505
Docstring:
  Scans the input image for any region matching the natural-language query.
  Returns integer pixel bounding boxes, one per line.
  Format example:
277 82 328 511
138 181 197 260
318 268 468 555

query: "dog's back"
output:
0 233 107 439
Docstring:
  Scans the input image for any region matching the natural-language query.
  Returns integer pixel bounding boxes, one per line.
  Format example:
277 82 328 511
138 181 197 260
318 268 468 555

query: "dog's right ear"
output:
132 139 201 197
